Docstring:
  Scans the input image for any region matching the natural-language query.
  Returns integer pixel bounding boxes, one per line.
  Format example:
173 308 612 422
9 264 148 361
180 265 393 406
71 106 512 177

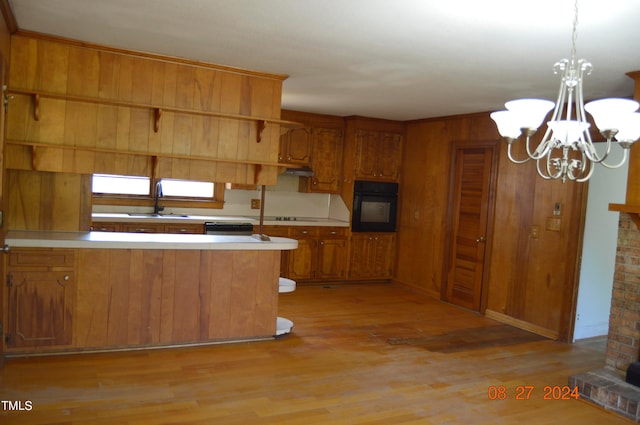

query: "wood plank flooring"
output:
0 283 631 424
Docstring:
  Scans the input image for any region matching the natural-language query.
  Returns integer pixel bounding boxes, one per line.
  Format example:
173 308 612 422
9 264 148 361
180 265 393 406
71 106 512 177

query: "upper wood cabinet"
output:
279 127 312 165
300 127 344 194
341 118 405 207
279 111 346 194
5 34 289 186
355 130 403 181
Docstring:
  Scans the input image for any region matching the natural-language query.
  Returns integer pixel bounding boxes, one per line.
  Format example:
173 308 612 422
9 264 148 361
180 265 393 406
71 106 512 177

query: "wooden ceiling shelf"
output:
6 88 304 143
609 203 640 228
6 140 296 184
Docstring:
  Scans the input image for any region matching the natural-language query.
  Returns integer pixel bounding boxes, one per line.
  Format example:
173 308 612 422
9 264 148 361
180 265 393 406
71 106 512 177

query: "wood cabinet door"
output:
354 130 380 179
349 233 395 279
348 234 373 278
378 133 402 181
372 234 395 278
7 271 74 348
91 222 121 232
163 223 204 234
354 130 402 181
308 128 343 193
280 127 312 164
317 239 347 279
288 238 316 280
121 223 162 233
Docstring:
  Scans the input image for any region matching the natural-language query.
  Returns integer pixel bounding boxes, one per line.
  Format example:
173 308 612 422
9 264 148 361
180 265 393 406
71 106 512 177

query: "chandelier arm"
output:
595 147 629 169
569 150 589 181
506 142 533 164
536 158 552 180
574 63 592 139
576 163 595 182
551 62 569 122
542 149 564 181
582 137 612 163
527 129 554 159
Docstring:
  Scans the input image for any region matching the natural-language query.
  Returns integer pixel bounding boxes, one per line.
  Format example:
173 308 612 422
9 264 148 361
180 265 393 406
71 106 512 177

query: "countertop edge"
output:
5 231 299 251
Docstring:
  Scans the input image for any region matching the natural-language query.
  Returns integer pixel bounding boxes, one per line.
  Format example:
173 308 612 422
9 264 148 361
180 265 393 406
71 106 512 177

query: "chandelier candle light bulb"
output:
490 0 640 182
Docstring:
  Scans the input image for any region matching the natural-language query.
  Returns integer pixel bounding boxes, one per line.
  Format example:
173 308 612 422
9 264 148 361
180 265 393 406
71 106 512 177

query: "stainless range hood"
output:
283 166 314 177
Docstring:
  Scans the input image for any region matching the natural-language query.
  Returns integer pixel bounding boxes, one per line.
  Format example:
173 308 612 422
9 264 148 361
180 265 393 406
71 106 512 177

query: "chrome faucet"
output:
153 181 164 214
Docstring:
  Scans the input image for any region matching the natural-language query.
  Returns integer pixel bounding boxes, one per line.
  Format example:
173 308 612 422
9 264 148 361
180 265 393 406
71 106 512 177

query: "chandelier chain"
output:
570 0 579 62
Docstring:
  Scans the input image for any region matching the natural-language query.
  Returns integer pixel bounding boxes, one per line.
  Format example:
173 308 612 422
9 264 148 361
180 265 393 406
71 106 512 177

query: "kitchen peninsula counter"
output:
5 230 299 250
3 230 298 356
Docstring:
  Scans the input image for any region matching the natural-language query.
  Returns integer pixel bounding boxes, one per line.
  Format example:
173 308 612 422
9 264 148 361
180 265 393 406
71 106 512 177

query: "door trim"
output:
441 140 499 313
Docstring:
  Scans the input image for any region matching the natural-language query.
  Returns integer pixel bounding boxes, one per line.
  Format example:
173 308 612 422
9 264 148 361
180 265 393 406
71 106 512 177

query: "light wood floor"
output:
0 283 631 424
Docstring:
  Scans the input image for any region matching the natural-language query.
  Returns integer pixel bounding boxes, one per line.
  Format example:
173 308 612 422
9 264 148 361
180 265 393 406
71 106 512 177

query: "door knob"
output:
476 236 486 243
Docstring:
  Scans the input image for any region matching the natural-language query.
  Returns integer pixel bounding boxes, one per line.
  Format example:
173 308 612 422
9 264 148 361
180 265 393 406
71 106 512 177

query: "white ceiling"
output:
8 0 640 121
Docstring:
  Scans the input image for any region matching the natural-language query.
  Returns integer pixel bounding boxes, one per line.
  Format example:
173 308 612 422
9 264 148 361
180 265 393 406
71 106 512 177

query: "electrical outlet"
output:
531 225 539 239
251 199 261 209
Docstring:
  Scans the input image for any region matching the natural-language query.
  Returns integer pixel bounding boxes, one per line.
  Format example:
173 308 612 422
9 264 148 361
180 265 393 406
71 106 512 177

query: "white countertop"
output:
5 230 299 251
91 213 350 227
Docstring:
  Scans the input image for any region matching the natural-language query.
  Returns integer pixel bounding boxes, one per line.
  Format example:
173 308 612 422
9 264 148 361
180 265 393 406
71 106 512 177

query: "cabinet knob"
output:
63 275 70 281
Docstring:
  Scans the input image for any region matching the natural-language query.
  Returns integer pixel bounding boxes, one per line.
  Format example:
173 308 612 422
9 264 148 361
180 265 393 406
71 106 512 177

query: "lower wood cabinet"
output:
5 249 75 349
316 237 348 280
262 226 397 282
261 226 348 281
4 246 282 355
288 227 348 281
349 233 396 280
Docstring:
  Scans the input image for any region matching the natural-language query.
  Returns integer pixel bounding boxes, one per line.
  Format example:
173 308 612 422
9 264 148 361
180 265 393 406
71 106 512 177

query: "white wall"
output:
573 155 628 341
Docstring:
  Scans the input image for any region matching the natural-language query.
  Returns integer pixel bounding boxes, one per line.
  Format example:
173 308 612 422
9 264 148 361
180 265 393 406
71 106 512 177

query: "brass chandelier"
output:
490 0 640 182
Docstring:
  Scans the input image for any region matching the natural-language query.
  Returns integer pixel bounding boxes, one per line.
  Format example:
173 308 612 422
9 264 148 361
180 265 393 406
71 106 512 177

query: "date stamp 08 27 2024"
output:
487 385 579 401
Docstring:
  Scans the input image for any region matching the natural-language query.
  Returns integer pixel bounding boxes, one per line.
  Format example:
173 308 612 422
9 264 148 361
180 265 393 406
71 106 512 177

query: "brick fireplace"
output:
569 212 640 421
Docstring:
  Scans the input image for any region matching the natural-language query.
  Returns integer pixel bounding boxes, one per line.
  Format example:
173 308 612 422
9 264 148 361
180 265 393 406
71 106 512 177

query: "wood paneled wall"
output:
73 249 280 351
625 71 640 206
398 113 585 341
0 11 9 206
5 33 286 185
6 169 91 231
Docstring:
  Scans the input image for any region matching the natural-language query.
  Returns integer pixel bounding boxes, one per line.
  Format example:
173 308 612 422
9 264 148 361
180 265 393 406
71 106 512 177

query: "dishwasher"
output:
204 222 254 235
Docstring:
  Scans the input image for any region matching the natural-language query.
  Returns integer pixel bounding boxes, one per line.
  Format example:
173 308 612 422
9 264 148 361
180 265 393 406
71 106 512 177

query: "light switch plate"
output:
546 216 562 232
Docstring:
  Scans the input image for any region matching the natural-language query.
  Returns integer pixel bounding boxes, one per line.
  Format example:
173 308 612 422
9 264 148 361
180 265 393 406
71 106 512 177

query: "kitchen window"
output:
92 174 224 208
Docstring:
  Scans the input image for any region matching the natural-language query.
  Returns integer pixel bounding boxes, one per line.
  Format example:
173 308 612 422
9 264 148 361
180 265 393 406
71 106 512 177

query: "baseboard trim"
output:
484 309 559 340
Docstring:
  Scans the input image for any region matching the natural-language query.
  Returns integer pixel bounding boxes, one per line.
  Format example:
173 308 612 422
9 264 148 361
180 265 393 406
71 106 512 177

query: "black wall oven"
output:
352 181 398 232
